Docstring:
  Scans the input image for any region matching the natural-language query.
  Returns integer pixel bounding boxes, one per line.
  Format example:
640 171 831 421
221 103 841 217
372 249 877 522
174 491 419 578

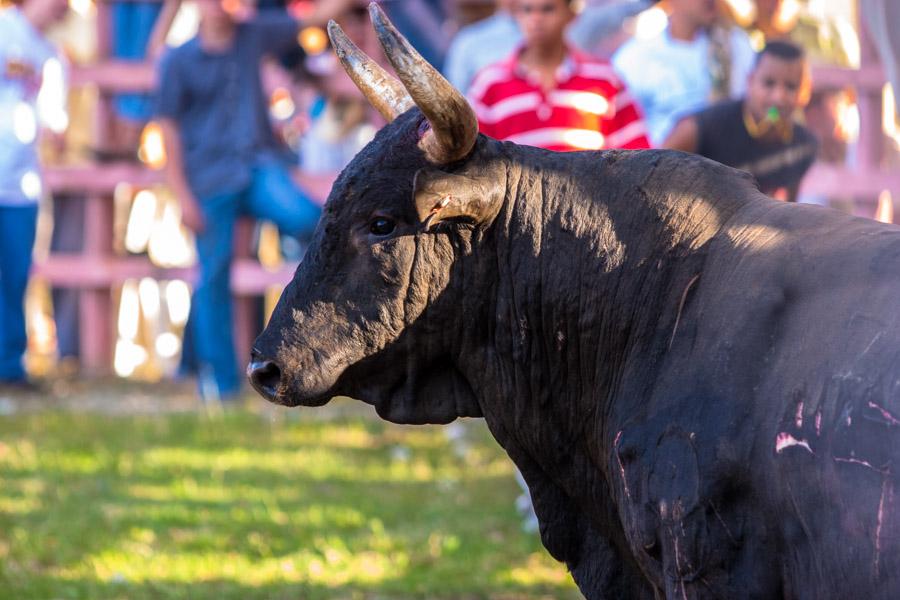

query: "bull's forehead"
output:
327 109 430 216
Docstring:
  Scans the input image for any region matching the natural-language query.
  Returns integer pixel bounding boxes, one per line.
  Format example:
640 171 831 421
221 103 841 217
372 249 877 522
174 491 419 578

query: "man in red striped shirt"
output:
468 0 651 152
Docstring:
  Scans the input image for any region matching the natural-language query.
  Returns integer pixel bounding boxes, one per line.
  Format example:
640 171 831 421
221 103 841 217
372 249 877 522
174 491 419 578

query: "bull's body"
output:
451 146 900 599
249 9 900 598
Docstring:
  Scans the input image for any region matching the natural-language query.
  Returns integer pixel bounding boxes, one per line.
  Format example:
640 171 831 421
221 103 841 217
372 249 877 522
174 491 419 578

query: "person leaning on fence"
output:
663 40 818 202
156 0 345 402
0 0 68 389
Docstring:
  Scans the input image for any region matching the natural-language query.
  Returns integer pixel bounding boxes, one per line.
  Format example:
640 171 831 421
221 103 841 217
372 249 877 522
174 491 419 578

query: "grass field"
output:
0 401 580 599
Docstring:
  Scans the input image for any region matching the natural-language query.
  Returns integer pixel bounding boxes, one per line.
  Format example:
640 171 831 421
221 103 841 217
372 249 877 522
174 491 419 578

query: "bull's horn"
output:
369 3 478 164
326 20 414 122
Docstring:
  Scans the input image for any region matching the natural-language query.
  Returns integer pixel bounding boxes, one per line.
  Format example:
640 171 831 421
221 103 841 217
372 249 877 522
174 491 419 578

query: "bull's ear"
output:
413 168 502 230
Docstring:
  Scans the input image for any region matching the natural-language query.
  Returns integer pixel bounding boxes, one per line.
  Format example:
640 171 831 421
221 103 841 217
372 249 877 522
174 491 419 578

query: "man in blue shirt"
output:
157 0 335 400
0 0 68 387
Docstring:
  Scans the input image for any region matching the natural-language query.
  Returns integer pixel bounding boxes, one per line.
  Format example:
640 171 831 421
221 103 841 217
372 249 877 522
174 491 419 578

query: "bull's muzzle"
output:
247 351 282 401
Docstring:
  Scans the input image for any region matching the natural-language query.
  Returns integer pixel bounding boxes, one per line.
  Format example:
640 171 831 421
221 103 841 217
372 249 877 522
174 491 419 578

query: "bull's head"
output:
248 4 506 424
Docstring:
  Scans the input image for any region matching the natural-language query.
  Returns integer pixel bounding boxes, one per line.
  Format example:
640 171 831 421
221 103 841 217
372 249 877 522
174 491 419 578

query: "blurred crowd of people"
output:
0 0 896 395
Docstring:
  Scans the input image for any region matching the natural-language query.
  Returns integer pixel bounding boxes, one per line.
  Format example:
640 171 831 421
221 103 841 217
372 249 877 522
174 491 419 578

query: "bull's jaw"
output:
337 355 483 425
272 387 333 408
262 344 483 424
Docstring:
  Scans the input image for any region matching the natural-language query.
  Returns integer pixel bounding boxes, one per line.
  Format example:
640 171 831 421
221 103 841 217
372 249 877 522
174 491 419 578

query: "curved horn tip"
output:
326 20 339 40
326 21 348 59
368 2 388 22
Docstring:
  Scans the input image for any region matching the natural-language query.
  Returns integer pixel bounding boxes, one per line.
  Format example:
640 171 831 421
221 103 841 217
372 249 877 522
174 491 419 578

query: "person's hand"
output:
5 58 36 80
178 193 206 233
42 130 67 159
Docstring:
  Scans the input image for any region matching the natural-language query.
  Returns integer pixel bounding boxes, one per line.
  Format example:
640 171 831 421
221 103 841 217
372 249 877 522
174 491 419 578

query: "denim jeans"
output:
111 1 162 122
0 204 38 381
189 161 320 399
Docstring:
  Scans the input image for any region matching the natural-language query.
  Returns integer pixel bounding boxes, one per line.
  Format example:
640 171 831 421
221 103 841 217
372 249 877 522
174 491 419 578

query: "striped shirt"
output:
468 47 651 152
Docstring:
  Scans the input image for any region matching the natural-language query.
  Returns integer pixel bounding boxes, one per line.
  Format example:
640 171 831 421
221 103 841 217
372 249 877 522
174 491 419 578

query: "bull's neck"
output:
474 148 750 446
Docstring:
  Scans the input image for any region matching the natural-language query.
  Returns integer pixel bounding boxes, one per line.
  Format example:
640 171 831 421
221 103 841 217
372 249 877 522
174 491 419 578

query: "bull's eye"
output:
369 217 396 237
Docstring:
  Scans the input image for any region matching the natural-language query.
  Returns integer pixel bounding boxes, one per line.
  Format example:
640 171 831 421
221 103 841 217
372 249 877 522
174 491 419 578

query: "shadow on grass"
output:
0 410 581 600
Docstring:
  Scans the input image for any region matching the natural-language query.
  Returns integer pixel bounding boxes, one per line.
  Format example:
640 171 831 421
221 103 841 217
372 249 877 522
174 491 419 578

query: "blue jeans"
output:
189 162 320 399
112 1 162 122
0 204 38 381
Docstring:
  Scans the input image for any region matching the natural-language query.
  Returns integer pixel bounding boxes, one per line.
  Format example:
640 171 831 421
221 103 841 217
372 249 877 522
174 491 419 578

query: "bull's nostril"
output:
247 360 282 400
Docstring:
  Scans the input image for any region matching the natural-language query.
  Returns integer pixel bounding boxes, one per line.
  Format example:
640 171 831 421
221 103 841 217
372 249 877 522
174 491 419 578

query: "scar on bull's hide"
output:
775 431 813 454
669 274 701 349
868 400 900 427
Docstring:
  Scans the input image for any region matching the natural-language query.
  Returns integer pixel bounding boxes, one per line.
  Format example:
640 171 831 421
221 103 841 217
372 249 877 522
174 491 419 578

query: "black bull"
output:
248 7 900 599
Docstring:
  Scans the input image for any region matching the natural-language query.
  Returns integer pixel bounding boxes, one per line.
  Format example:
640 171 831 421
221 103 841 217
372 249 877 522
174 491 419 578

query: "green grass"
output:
0 404 579 599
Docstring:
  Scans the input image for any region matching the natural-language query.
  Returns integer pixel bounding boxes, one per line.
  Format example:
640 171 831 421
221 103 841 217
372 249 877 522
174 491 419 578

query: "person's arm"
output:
159 117 204 232
785 184 800 203
728 27 756 97
249 0 355 56
147 0 183 61
156 52 204 232
661 116 699 153
294 170 337 206
785 136 819 203
36 54 69 137
568 0 652 55
467 69 500 139
443 34 470 93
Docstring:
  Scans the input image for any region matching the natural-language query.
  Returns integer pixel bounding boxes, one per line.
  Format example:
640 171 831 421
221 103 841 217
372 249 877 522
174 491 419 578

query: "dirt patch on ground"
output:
0 376 201 415
0 376 380 421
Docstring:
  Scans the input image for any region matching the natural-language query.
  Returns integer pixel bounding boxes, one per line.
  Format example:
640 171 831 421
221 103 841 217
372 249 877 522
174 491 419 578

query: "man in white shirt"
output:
612 0 754 145
0 0 68 386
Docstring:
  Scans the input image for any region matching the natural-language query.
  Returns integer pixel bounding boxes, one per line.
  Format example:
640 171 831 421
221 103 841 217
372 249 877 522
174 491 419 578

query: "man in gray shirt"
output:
157 0 333 400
